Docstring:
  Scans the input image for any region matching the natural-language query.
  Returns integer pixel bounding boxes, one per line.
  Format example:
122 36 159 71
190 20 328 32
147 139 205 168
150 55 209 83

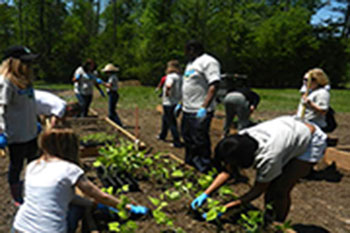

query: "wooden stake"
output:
300 75 312 119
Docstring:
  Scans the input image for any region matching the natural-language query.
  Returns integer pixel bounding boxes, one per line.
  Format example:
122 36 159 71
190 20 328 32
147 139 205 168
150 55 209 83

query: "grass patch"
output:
33 81 350 113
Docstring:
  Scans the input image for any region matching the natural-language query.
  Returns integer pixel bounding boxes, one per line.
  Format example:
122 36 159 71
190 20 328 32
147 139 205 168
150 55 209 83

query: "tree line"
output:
0 0 349 88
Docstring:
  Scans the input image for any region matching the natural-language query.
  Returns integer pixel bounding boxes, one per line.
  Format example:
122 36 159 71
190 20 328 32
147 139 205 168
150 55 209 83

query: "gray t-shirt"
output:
239 116 311 183
296 88 330 128
73 66 96 95
107 74 118 92
0 75 37 143
182 53 220 113
162 73 182 106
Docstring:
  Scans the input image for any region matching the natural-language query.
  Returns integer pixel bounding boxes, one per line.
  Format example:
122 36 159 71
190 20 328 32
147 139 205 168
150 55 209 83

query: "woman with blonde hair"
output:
296 68 331 131
157 60 183 147
13 128 148 233
0 45 39 205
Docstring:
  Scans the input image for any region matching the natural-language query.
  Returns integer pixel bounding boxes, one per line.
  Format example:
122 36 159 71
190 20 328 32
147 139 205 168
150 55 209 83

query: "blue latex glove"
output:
96 78 103 84
0 133 8 149
174 103 182 117
37 122 42 134
129 204 149 215
98 88 106 98
75 74 82 81
97 203 119 215
196 107 207 119
202 211 223 221
191 193 209 210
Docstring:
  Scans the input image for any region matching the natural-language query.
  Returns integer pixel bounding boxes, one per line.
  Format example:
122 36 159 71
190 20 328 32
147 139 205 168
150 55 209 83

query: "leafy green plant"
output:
149 196 173 227
238 209 265 233
205 198 227 222
81 132 116 144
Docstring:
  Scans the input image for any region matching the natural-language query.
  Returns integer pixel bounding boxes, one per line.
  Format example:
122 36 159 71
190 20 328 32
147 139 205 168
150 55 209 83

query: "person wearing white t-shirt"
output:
72 59 105 117
296 68 331 130
158 60 182 147
13 128 149 233
179 40 221 173
190 116 327 224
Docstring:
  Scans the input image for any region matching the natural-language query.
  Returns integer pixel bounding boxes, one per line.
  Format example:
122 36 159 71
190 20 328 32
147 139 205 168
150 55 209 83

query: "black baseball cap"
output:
3 45 39 62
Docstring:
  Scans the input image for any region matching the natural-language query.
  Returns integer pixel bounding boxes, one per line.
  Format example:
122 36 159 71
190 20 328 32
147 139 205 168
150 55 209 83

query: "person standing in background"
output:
157 60 182 148
296 68 330 131
101 63 123 127
0 45 40 205
72 59 105 117
180 40 221 172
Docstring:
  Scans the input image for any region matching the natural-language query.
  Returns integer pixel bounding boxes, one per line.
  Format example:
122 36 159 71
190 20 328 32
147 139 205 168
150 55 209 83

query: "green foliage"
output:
81 132 116 144
238 209 265 233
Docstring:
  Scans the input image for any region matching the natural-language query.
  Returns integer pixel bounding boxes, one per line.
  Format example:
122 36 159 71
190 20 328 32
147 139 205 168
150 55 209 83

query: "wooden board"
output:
323 147 350 171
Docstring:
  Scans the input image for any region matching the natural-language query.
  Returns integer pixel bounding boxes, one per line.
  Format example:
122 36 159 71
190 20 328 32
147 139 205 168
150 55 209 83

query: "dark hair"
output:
214 134 258 172
185 40 204 54
39 128 80 165
82 58 95 72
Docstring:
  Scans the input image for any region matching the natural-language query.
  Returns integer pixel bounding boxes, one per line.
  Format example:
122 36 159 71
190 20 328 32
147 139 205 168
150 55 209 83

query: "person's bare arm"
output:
302 95 327 115
76 175 130 209
204 171 231 195
202 83 218 108
224 181 269 209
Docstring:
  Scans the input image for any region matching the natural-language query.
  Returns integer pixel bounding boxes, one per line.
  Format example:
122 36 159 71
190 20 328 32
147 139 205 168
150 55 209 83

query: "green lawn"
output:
34 82 350 113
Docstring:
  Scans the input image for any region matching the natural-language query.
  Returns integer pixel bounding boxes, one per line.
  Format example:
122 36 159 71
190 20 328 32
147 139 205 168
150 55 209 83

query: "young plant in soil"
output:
81 132 116 145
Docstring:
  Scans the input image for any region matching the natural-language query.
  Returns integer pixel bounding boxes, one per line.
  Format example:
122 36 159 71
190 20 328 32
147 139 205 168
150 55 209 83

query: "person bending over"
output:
191 116 327 223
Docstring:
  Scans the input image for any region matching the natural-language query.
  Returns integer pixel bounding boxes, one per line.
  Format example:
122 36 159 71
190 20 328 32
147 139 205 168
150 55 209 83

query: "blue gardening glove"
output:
129 204 149 215
75 74 82 81
202 211 223 221
0 133 8 149
196 107 207 119
98 88 106 98
174 103 182 117
191 193 209 210
37 122 42 134
96 203 119 215
96 78 103 84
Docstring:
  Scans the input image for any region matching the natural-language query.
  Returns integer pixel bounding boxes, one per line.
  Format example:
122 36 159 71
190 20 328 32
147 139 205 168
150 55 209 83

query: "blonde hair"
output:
305 68 329 87
166 60 181 74
0 58 34 89
39 128 80 165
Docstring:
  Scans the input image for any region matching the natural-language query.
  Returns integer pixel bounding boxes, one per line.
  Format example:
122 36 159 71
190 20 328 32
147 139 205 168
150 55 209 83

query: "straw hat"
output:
102 63 119 73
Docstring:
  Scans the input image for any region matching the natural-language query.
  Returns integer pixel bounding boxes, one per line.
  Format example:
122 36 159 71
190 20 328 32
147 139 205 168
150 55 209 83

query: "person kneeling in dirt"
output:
190 115 327 224
35 89 81 128
12 128 149 233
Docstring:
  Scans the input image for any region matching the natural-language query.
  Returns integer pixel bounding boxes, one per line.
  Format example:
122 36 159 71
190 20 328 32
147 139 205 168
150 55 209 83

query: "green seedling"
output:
148 196 173 226
238 209 265 233
82 132 116 144
205 198 227 222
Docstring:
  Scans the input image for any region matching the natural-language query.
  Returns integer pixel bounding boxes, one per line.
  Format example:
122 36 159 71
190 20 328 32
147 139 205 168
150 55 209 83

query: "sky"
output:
311 1 345 25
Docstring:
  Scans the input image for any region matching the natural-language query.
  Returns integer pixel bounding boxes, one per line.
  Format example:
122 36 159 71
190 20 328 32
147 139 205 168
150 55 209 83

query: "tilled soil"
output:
0 90 349 233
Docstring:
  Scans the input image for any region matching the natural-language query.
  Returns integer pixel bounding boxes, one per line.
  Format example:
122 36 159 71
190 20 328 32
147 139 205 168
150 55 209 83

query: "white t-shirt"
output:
182 53 220 113
106 74 119 92
0 75 37 143
34 90 67 118
73 66 97 95
14 159 84 233
239 116 311 183
296 88 330 128
162 72 182 106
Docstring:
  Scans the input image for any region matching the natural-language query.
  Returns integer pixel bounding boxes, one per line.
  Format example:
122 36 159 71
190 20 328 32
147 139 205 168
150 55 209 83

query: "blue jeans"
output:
76 94 92 117
108 91 123 126
181 111 213 173
8 138 39 203
159 105 180 144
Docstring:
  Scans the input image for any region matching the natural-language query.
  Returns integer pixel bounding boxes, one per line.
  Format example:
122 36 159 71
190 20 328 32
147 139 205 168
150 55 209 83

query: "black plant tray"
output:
96 165 140 192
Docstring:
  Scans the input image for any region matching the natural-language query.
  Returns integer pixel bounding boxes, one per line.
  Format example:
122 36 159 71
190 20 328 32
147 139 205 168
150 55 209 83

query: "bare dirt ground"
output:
0 89 349 233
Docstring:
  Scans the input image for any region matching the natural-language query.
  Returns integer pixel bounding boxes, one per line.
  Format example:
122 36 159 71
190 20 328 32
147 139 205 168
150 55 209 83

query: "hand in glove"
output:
196 107 207 119
191 193 209 210
129 204 149 215
0 133 8 149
